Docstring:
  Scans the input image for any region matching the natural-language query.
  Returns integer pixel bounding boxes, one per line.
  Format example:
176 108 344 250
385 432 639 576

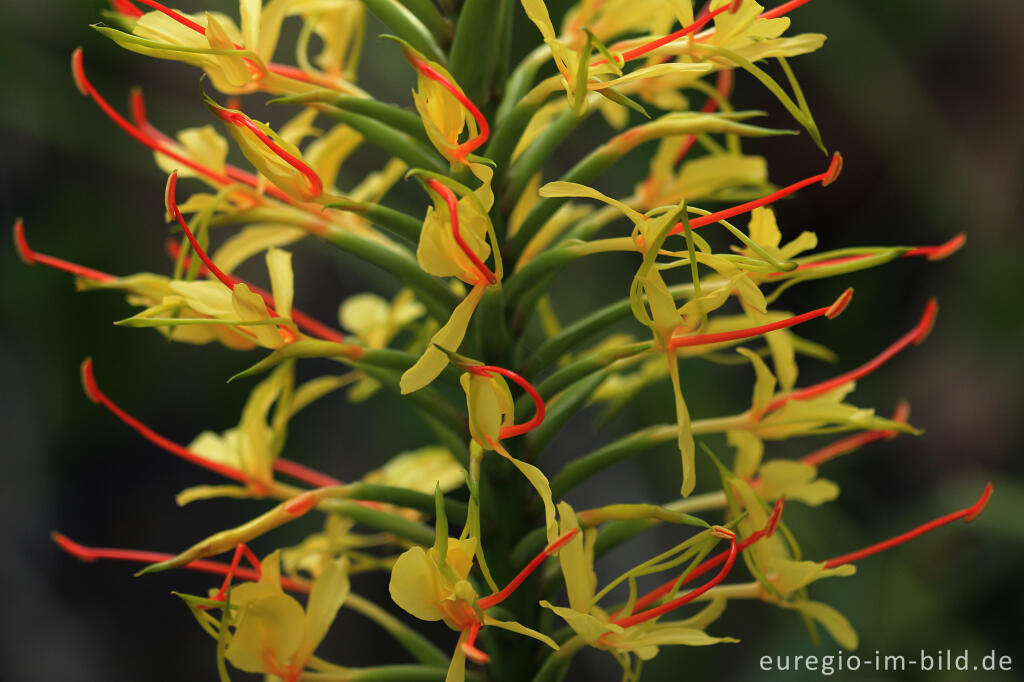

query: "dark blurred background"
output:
2 1 1022 680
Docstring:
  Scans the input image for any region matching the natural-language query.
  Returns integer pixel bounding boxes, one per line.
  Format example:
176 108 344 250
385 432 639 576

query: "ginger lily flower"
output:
98 0 364 95
390 527 577 682
401 177 502 394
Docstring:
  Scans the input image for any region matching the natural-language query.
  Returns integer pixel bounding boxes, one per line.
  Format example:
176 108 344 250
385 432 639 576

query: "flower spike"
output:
669 288 852 349
408 56 489 161
80 358 341 490
670 153 843 236
426 179 497 285
14 219 116 282
823 483 993 568
763 299 937 414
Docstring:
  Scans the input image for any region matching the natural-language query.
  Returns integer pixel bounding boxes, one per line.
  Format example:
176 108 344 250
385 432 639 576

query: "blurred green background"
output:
1 1 1021 680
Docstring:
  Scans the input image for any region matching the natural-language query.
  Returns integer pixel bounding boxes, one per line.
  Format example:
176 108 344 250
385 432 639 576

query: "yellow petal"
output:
389 546 446 622
265 247 294 320
296 556 350 666
400 284 486 394
212 224 306 274
232 282 283 348
225 592 306 674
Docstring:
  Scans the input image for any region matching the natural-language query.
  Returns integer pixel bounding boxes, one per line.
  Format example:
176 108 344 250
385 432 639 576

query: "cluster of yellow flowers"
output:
24 1 989 681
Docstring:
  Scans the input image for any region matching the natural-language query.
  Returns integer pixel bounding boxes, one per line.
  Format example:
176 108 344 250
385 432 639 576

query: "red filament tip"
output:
53 533 314 593
14 219 116 282
467 364 546 439
80 359 345 492
762 300 938 415
110 0 144 18
409 57 489 161
426 179 497 285
669 154 842 237
903 233 966 261
461 621 489 664
823 483 993 568
669 289 852 349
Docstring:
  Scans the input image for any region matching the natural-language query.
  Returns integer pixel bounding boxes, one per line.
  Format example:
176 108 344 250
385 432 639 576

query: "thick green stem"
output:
339 483 468 523
363 0 448 65
322 500 436 545
449 0 511 105
322 108 447 174
345 594 451 667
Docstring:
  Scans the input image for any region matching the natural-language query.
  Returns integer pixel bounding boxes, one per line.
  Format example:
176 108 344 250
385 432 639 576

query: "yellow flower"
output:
390 529 574 682
224 550 350 681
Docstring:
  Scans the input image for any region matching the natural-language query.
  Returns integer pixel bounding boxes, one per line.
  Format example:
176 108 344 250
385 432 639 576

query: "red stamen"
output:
54 533 313 593
80 358 261 487
211 108 323 199
674 68 733 165
625 498 784 615
210 543 262 602
478 528 578 610
111 0 145 19
762 300 937 415
597 0 741 67
760 0 816 21
466 364 546 439
409 57 489 161
426 179 497 285
668 153 842 236
798 401 909 468
668 288 852 349
80 359 345 492
823 483 993 568
461 621 489 664
71 49 234 187
165 172 238 291
612 528 738 628
14 219 116 282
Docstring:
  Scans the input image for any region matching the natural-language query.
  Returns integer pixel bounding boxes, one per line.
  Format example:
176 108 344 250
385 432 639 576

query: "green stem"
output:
328 200 422 243
323 228 458 320
395 0 453 46
339 483 468 523
448 0 511 105
531 636 584 682
502 104 593 210
363 0 448 65
276 92 431 145
345 594 451 667
526 369 612 457
322 500 436 545
322 108 447 174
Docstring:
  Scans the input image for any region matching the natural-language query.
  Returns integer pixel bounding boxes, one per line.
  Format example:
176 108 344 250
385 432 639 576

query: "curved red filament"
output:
766 234 966 279
597 0 742 67
426 179 496 285
612 529 738 628
625 498 784 616
14 219 116 282
823 483 992 568
54 533 313 594
467 364 546 439
80 358 341 491
478 528 578 610
409 57 489 161
668 288 852 349
461 621 489 664
762 300 937 415
669 153 842 237
166 172 238 291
